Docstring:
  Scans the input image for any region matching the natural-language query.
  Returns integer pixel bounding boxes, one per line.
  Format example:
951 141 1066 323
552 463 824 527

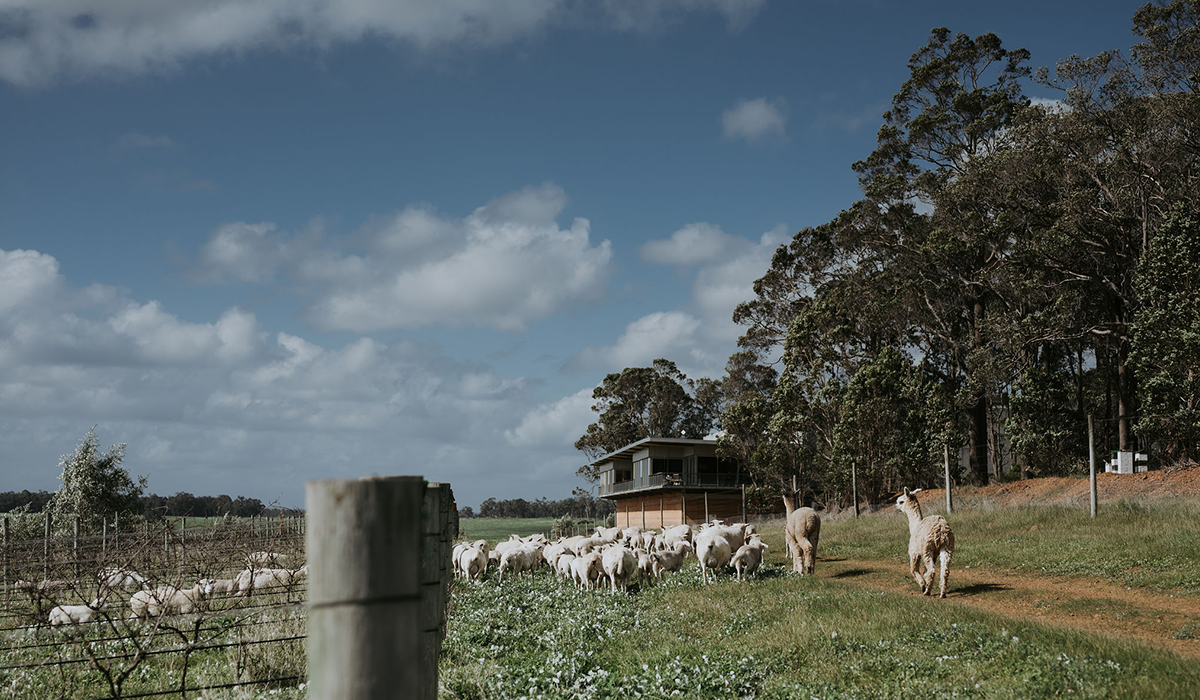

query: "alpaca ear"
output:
903 487 910 496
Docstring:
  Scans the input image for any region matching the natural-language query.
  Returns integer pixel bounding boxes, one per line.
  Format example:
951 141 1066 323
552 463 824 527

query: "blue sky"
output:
0 0 1144 510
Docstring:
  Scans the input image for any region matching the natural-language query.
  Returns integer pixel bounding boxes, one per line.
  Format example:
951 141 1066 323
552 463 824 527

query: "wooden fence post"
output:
944 445 953 515
3 517 8 610
741 485 747 523
102 518 107 558
74 515 80 581
1089 414 1097 518
851 463 859 518
43 512 51 582
307 476 429 700
422 482 453 700
704 491 709 524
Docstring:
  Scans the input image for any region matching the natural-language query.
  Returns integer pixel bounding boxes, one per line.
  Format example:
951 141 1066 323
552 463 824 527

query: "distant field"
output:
458 517 557 543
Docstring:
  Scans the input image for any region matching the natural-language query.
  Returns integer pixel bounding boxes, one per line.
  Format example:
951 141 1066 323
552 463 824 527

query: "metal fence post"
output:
43 512 51 582
307 476 427 700
851 463 859 518
944 444 953 515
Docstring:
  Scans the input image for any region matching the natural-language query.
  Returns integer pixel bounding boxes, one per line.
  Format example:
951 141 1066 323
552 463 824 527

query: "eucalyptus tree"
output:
49 427 146 533
574 359 713 481
848 28 1032 485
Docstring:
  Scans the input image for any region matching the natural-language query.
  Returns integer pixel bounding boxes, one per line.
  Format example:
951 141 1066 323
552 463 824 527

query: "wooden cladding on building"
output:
612 491 745 529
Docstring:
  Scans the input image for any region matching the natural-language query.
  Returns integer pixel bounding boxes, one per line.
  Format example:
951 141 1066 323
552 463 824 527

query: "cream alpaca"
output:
783 500 821 575
895 487 955 598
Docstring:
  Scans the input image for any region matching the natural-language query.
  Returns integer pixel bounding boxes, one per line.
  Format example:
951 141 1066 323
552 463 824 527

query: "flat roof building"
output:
589 437 753 528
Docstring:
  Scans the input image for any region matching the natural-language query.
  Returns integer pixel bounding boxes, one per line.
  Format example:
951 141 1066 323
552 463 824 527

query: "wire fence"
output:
0 514 309 699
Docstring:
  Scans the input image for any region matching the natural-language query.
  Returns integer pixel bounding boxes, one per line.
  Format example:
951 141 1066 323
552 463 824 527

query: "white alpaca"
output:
895 487 955 598
783 499 821 576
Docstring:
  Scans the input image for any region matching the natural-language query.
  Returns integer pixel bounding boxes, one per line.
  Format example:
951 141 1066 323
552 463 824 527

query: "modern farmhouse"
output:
590 437 752 528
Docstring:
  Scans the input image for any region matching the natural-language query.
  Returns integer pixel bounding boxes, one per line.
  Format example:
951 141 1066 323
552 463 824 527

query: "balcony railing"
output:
598 472 742 496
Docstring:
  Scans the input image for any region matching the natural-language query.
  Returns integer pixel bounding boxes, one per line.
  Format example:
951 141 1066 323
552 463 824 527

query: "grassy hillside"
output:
458 517 556 544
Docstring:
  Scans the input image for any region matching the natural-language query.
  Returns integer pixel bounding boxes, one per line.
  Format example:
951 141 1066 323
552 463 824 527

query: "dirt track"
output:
824 466 1200 659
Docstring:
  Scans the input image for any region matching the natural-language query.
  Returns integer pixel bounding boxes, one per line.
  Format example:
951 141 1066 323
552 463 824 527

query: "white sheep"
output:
731 534 769 582
452 543 469 576
458 545 488 581
49 599 105 626
660 524 692 549
130 584 207 618
98 567 149 591
652 541 692 580
634 547 656 583
498 548 533 584
199 578 236 597
542 542 568 570
245 552 292 569
785 505 821 575
571 551 604 590
234 566 307 596
694 531 732 584
896 487 955 598
555 553 577 581
601 544 636 594
703 522 751 551
594 526 622 542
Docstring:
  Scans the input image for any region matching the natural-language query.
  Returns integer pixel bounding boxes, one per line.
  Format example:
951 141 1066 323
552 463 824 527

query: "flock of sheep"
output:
455 487 956 599
17 550 308 626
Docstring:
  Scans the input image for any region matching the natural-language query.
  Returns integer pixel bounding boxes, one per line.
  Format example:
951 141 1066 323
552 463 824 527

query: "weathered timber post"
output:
660 499 664 530
43 512 51 582
3 517 8 610
681 490 687 527
944 445 953 515
181 517 186 568
1089 415 1097 518
422 482 454 700
102 518 107 558
704 491 709 524
641 500 645 529
74 515 80 581
307 476 428 700
851 464 859 518
741 485 747 523
114 511 119 553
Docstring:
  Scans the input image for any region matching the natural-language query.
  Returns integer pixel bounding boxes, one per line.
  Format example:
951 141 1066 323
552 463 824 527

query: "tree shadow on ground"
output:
954 582 1010 596
831 568 875 579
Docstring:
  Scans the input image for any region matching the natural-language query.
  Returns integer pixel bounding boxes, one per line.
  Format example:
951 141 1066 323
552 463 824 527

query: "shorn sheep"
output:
49 599 105 626
895 487 955 598
694 531 732 584
731 534 768 582
130 585 207 618
784 504 821 575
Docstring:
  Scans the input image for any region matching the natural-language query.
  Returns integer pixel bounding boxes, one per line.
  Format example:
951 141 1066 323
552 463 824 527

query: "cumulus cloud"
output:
505 387 596 448
191 183 613 332
0 0 768 86
571 223 786 374
639 222 735 266
722 97 787 142
0 246 577 508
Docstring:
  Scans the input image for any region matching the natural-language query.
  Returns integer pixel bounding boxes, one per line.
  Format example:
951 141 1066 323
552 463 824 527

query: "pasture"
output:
442 496 1200 699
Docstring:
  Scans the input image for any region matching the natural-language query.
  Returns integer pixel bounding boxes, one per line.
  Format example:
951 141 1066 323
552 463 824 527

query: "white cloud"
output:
505 387 595 448
192 183 613 332
0 1 768 86
722 97 787 142
639 222 734 266
117 132 174 148
572 310 701 370
0 246 583 509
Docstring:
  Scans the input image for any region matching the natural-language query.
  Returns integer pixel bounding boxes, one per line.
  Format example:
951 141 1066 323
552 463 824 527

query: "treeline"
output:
465 493 615 519
576 4 1200 509
0 490 295 518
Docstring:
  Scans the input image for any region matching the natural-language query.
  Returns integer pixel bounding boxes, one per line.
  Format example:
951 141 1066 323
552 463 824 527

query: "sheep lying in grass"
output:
234 566 307 596
246 551 292 569
895 487 955 598
49 599 105 626
199 578 236 597
651 541 692 580
602 545 636 594
98 567 149 591
130 585 207 618
785 505 821 575
695 531 732 584
731 534 769 582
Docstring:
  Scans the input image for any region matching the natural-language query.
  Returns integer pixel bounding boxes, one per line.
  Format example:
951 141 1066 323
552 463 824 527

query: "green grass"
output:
441 562 1198 699
458 517 557 544
821 496 1200 592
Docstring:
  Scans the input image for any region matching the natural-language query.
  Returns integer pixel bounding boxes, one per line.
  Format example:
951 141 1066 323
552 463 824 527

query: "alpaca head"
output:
895 487 922 516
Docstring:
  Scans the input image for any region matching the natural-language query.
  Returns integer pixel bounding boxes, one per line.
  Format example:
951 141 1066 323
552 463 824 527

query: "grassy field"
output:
822 496 1200 592
441 502 1200 699
458 517 557 544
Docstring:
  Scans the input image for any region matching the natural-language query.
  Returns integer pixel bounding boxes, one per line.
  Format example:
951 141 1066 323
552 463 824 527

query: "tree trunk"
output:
968 396 990 486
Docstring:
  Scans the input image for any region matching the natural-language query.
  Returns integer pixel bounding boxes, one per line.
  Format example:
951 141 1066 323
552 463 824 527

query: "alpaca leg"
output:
786 531 802 573
910 555 924 592
802 539 815 575
921 554 938 595
938 550 951 598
